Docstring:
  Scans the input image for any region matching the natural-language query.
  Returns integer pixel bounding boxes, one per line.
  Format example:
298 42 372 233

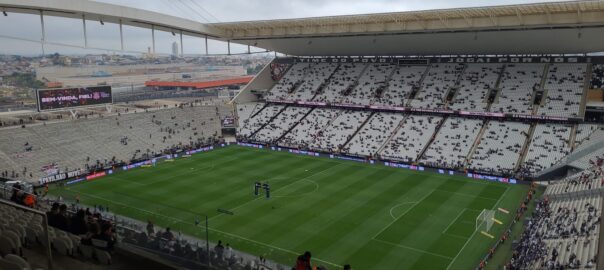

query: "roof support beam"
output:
488 10 498 27
461 14 473 28
414 14 426 30
516 8 524 25
437 14 448 28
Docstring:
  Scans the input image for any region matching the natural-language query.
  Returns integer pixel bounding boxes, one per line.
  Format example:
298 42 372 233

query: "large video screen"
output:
37 86 112 111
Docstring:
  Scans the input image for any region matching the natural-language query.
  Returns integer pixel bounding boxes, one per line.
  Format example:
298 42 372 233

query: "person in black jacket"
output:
54 204 70 231
46 203 60 228
70 209 88 235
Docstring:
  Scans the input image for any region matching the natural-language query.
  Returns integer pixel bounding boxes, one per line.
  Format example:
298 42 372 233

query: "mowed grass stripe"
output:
282 169 406 249
199 158 340 218
297 173 434 263
214 164 366 236
98 150 327 221
158 153 316 211
49 146 529 270
252 168 404 245
134 150 293 207
406 185 504 269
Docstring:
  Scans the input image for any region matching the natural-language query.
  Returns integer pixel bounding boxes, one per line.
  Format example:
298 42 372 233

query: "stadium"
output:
0 0 604 269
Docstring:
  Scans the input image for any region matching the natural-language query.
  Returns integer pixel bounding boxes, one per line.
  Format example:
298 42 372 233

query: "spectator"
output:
225 243 233 259
94 222 116 251
54 204 70 231
46 203 60 228
70 209 88 235
163 227 174 241
295 251 312 270
215 240 225 260
147 220 155 236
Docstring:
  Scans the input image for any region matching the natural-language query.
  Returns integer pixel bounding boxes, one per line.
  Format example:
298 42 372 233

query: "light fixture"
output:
2 11 7 16
171 31 176 36
100 19 104 25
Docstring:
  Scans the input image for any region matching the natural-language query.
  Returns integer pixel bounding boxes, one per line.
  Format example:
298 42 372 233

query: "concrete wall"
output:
233 59 276 104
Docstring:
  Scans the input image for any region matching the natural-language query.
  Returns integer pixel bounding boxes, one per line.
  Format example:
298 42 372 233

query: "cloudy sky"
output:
0 0 570 56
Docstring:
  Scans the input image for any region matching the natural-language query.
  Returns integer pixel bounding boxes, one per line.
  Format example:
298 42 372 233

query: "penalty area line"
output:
372 189 434 239
445 186 510 270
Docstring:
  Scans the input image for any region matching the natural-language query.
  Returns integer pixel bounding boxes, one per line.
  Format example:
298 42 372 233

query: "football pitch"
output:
50 145 528 269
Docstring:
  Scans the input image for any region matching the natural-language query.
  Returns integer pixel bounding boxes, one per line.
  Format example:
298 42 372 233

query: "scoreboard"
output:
37 86 113 111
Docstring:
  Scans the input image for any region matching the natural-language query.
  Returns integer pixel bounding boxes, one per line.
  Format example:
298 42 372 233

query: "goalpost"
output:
476 209 496 232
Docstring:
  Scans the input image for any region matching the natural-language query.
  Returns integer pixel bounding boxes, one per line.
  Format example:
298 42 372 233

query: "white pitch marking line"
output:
389 202 418 220
208 163 345 222
371 238 453 260
442 208 468 234
445 185 510 270
66 188 343 269
372 189 435 240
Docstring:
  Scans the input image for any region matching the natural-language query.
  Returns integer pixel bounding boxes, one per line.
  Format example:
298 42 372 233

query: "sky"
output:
0 0 572 56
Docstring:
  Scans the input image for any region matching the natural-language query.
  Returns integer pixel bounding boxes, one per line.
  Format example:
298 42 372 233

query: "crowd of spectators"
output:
46 203 117 252
591 64 604 89
507 162 603 269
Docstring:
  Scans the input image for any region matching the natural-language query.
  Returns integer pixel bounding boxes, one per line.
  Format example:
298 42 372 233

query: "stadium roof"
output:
210 0 604 56
1 0 604 55
145 77 253 89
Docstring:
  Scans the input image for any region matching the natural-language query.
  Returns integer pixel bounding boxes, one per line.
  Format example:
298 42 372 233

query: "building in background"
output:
172 42 179 57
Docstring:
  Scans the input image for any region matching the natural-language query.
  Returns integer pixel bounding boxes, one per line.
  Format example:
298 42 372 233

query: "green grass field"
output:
50 145 528 270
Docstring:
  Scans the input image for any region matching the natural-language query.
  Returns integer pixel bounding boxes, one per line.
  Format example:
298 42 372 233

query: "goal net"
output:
476 209 495 232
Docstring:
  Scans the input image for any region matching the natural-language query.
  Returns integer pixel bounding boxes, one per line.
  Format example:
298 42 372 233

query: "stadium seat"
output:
79 244 94 260
95 249 112 265
52 237 72 256
3 254 30 270
0 235 17 256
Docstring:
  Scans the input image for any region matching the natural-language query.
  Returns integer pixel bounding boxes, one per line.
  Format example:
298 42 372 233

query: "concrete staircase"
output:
376 114 409 158
579 63 593 118
514 123 537 172
531 63 550 115
405 64 432 107
416 116 448 162
372 66 399 102
311 64 341 101
342 63 370 96
275 108 315 144
248 105 288 139
443 64 468 108
463 119 489 168
340 111 375 152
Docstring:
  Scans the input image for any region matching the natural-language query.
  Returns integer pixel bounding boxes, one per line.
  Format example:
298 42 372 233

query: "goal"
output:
476 209 495 232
